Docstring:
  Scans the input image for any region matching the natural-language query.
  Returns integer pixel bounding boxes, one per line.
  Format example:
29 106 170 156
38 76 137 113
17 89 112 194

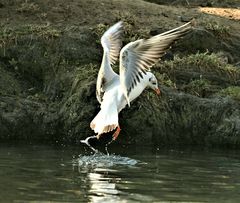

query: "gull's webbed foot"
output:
80 135 98 153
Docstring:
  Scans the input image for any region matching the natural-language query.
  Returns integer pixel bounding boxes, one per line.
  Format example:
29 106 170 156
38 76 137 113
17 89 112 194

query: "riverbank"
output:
0 0 239 147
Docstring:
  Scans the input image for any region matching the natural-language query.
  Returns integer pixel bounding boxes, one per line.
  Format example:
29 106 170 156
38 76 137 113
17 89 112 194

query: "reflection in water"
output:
88 169 120 202
72 153 138 202
0 144 240 202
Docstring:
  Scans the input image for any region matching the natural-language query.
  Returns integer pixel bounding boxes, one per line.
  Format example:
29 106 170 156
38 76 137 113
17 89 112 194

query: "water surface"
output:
0 144 240 202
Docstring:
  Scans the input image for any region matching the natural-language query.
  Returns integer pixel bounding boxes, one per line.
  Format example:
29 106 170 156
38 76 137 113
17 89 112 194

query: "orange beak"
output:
155 88 161 95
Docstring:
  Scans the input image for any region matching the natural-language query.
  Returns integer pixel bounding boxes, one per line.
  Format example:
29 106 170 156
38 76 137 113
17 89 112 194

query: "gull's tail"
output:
90 101 118 136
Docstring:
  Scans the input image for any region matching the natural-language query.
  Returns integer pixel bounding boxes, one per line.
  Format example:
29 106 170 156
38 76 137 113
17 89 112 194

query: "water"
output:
0 144 240 202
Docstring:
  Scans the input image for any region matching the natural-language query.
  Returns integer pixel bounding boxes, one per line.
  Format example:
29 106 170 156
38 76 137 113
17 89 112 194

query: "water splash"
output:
73 152 138 168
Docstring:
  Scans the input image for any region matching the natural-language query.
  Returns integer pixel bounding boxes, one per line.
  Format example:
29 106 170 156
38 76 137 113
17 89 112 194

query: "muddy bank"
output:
0 0 239 147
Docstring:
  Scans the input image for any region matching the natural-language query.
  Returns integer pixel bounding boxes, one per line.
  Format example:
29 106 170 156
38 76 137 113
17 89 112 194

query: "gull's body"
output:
91 61 154 137
89 21 193 140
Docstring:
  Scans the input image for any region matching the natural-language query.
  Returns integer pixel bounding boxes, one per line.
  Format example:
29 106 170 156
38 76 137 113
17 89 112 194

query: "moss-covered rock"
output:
115 86 240 147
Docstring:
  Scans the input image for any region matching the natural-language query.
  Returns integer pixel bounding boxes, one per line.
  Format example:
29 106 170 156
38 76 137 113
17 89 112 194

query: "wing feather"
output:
119 21 193 105
96 22 123 103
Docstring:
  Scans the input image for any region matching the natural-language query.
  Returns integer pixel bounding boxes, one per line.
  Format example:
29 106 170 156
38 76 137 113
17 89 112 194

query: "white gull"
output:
90 21 193 141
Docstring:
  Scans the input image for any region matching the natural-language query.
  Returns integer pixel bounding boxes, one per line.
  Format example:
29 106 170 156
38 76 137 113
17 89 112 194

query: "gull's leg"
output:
112 126 121 140
105 126 121 155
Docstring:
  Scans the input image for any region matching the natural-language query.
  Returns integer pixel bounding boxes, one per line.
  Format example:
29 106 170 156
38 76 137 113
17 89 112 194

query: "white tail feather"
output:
90 102 118 135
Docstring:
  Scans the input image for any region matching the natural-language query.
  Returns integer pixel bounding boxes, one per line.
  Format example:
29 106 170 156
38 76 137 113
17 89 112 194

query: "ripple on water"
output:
73 152 138 168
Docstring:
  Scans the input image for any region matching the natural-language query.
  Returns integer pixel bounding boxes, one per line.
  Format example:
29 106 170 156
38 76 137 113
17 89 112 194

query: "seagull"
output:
89 21 193 142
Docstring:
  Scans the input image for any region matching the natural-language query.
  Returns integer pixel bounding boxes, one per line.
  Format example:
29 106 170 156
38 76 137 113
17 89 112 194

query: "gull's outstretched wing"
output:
96 21 123 103
119 21 193 106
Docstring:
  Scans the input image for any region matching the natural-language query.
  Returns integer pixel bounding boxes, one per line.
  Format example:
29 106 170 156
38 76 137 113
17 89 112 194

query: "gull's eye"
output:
152 82 156 85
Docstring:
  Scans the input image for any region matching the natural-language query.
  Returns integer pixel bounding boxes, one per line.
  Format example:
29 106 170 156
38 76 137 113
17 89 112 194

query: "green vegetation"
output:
156 73 176 88
157 52 240 86
92 23 110 44
183 78 211 97
205 21 230 38
116 12 149 42
218 86 240 101
155 52 240 99
93 12 149 45
170 52 235 73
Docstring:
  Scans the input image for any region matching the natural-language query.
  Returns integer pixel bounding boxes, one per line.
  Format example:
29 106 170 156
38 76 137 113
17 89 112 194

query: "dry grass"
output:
158 52 240 85
16 1 40 14
0 24 61 48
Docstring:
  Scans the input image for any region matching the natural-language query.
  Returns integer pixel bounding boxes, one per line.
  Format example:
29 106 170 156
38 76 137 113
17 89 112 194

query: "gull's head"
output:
147 72 160 95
